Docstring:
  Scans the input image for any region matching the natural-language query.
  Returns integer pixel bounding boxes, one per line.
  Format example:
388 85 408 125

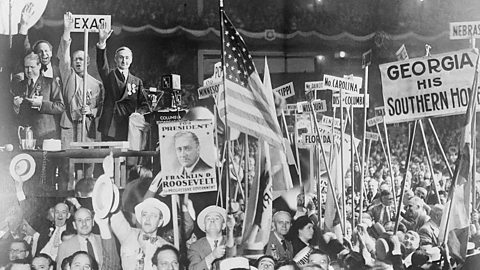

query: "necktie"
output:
281 239 287 251
214 240 218 249
86 238 95 259
28 79 34 96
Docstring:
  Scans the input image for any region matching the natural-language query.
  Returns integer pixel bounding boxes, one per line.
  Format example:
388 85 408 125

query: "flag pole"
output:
218 1 231 214
471 36 477 210
427 119 454 179
339 89 346 234
310 102 344 232
294 113 303 186
359 62 369 223
394 120 418 233
350 104 355 229
81 29 89 142
382 118 397 210
418 119 441 203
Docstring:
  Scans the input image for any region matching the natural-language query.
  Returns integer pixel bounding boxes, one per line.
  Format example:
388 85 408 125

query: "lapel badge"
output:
132 83 137 94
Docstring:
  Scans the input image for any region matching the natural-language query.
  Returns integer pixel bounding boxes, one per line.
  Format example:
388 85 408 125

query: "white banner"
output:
274 82 295 98
323 74 361 94
379 49 480 123
332 93 369 108
69 14 111 32
157 120 217 195
449 21 480 40
365 131 379 141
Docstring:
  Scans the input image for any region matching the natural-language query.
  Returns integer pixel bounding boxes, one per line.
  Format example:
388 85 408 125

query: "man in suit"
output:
174 131 212 176
32 40 61 86
265 211 294 261
96 22 147 141
56 208 103 270
109 197 171 270
40 202 72 261
58 12 104 146
12 53 64 144
419 204 443 246
404 196 430 231
152 245 182 270
367 190 395 226
187 206 235 270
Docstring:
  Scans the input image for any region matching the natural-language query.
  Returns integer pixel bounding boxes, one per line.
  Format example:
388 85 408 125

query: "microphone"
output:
0 144 14 152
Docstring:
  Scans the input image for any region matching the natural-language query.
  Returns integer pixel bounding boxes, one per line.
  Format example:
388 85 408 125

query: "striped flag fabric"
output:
217 11 283 148
439 53 479 262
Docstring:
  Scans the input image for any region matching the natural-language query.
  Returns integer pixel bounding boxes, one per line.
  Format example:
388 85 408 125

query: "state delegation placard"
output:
379 49 480 124
158 120 217 195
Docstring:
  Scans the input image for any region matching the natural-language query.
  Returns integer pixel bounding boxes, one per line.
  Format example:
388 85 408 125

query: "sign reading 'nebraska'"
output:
450 21 480 40
323 74 360 94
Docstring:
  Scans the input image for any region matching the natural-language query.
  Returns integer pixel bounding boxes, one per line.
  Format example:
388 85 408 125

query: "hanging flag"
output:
439 53 479 262
217 12 283 148
263 57 293 195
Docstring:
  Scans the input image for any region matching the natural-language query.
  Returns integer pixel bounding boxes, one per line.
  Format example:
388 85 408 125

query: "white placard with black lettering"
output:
305 81 326 94
365 131 380 141
323 74 361 94
301 133 333 147
296 99 327 114
449 21 480 40
379 49 480 124
157 120 217 195
274 82 295 98
284 104 297 115
69 14 111 32
198 82 222 100
367 116 383 127
332 93 369 108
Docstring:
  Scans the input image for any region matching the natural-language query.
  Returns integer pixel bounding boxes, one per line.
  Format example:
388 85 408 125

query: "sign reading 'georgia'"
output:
379 49 480 124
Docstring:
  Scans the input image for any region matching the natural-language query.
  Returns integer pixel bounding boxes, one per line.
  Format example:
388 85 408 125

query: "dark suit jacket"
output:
368 203 395 226
179 158 213 175
265 231 294 261
13 75 64 141
187 237 235 270
96 46 146 140
56 234 103 270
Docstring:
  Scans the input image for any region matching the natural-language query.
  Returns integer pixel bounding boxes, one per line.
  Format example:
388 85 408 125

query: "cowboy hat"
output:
9 153 36 182
197 205 226 232
134 198 171 227
92 174 114 218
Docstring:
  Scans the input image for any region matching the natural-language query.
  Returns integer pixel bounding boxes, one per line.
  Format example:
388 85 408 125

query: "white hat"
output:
197 205 226 232
134 198 171 227
92 174 115 218
9 153 36 182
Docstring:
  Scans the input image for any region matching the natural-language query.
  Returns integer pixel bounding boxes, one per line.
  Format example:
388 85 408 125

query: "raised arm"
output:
96 21 113 82
57 12 75 82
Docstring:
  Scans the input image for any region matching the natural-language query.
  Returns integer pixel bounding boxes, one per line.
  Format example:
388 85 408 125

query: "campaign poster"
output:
379 49 480 124
157 120 217 195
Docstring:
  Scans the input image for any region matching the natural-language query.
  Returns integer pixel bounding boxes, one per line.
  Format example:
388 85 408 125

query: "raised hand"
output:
63 12 74 34
20 2 34 26
98 21 113 45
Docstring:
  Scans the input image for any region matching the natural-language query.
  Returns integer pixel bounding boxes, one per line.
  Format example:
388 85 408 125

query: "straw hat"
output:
197 205 226 232
9 153 36 182
92 175 114 218
134 198 171 227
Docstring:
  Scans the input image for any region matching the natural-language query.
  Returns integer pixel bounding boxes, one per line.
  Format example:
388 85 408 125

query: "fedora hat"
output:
92 174 114 218
197 205 226 232
111 182 120 213
134 198 171 227
9 153 36 182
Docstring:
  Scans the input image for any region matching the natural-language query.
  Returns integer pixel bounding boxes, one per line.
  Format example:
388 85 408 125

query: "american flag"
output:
217 12 283 147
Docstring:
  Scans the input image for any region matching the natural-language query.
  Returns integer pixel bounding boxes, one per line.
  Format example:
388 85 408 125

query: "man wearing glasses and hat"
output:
109 198 171 270
187 205 235 270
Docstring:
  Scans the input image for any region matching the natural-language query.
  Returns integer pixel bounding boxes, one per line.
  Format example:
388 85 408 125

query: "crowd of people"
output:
2 1 480 270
